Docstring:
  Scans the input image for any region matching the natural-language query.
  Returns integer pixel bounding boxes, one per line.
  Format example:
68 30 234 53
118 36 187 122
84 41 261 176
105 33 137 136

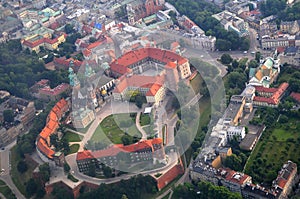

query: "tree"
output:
89 37 97 43
65 24 75 34
248 60 258 68
231 59 239 69
17 160 28 173
221 54 233 64
216 39 231 51
135 95 144 108
224 154 243 171
52 186 73 199
39 163 50 182
255 51 261 62
3 109 14 123
26 178 37 197
64 163 71 173
88 163 96 177
121 135 131 146
50 134 59 149
20 142 34 154
279 115 288 123
103 165 113 178
34 100 44 110
240 37 250 51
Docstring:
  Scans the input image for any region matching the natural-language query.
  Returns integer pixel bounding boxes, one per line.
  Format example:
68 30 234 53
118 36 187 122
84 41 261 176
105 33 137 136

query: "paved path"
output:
78 101 141 151
135 112 147 140
65 151 178 185
0 141 25 199
65 128 85 137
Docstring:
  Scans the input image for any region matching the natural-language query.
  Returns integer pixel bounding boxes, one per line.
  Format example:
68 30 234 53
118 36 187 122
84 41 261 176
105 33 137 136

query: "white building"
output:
226 126 246 141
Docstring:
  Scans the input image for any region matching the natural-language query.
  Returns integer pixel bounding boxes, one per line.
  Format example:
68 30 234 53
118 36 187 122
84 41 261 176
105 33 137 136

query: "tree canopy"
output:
0 40 68 99
78 175 157 199
173 182 242 199
167 0 250 51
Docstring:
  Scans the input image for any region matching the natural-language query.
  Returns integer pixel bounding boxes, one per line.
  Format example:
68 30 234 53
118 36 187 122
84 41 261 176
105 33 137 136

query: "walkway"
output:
135 112 148 140
0 141 25 199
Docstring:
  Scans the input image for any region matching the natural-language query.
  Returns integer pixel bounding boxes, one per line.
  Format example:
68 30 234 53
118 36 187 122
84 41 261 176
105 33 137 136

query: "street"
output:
0 141 26 199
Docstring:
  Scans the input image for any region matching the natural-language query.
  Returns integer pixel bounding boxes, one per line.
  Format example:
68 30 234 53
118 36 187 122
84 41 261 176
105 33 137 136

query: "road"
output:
78 100 141 151
65 98 183 186
65 151 178 185
0 141 26 199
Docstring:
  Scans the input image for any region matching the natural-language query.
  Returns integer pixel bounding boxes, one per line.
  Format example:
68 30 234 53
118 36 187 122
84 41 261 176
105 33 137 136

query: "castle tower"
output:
87 82 98 108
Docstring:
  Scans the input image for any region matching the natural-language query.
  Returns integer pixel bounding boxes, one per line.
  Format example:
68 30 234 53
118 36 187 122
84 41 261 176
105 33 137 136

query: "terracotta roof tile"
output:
76 138 163 160
37 99 69 159
156 163 184 190
109 47 187 76
290 92 300 103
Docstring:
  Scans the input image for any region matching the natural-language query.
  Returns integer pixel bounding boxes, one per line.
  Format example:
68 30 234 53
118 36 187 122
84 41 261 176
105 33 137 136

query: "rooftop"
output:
76 138 163 161
110 47 188 76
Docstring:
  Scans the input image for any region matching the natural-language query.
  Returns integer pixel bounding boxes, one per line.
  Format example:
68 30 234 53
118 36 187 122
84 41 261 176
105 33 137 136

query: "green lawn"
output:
140 113 151 126
244 116 300 184
91 113 142 144
10 146 38 198
190 73 203 94
67 144 80 155
63 131 83 142
0 180 16 199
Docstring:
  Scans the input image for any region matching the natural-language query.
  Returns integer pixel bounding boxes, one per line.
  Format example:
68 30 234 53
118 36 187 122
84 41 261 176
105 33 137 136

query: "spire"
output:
68 66 80 87
84 62 95 78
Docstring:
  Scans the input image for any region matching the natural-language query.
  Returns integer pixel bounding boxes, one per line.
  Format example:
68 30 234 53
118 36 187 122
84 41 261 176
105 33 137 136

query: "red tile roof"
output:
146 83 163 96
37 138 55 159
37 99 69 159
54 57 82 68
156 163 184 190
39 83 70 96
36 79 49 86
277 47 285 53
221 168 251 185
22 33 67 48
254 86 278 93
254 83 289 105
110 47 188 76
290 92 300 103
76 138 163 160
113 75 164 95
273 161 297 190
76 150 94 161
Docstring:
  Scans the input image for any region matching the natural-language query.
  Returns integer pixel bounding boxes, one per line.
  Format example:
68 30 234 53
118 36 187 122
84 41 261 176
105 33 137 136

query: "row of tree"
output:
173 181 242 199
78 174 157 199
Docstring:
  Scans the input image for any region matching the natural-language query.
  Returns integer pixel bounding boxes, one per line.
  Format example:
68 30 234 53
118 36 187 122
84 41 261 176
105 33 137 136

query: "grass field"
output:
63 131 83 142
0 180 16 199
244 116 300 184
67 144 80 155
140 113 151 126
91 113 142 144
190 73 203 94
11 146 38 198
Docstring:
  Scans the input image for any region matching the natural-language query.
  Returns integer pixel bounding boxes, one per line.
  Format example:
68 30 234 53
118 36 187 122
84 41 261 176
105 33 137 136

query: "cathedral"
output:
127 0 165 25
